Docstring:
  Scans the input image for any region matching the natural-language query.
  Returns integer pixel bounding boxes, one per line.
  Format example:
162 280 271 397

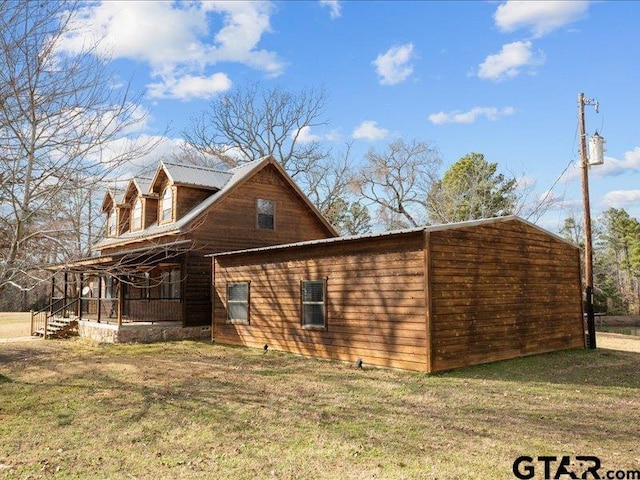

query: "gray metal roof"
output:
160 162 232 191
209 215 576 258
134 177 153 195
92 158 269 251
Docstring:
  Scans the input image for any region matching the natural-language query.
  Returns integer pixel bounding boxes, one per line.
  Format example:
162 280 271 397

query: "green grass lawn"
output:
1 338 639 479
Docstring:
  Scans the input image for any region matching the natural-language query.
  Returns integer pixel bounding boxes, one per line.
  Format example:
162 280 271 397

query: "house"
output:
34 155 585 373
211 216 585 373
33 156 336 342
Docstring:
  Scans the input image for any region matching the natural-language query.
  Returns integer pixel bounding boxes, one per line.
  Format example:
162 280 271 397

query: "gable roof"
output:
92 156 337 252
100 186 126 212
210 215 577 258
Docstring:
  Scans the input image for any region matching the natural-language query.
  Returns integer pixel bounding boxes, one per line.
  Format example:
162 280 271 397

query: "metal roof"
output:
160 162 233 191
209 215 577 258
92 158 269 252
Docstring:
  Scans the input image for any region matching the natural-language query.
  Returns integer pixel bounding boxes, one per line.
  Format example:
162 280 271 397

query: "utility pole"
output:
578 92 598 349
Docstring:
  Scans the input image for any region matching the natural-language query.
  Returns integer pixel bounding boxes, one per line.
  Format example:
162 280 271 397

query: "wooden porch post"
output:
117 278 123 327
78 273 83 321
50 273 55 314
63 271 68 318
97 275 102 323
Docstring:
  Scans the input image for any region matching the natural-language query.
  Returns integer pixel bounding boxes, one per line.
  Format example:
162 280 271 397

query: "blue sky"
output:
58 1 640 232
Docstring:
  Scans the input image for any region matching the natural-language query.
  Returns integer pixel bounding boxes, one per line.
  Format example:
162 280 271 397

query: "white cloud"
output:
352 121 389 140
57 1 283 100
372 43 415 86
428 106 515 124
592 147 640 177
320 0 342 19
295 126 321 143
478 41 545 81
147 73 232 100
494 1 589 38
558 148 640 185
603 190 640 208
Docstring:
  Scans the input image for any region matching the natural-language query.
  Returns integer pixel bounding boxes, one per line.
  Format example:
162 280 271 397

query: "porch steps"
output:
34 316 79 339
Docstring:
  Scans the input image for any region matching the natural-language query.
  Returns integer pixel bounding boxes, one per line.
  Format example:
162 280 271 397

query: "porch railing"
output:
80 297 183 324
31 297 80 339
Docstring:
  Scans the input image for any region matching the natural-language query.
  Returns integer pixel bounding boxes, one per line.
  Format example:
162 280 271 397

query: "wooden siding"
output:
191 163 333 253
176 186 211 220
99 162 335 327
428 221 584 372
183 252 211 327
143 197 158 229
213 232 429 371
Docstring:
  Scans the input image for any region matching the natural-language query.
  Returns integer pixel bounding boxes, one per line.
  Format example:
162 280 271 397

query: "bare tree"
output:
354 139 441 230
302 143 370 235
0 1 154 294
182 82 329 177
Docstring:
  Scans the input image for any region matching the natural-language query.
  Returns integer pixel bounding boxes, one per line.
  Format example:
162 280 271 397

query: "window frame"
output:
226 281 250 324
107 206 117 237
161 186 173 223
300 279 327 330
132 197 143 231
256 198 275 231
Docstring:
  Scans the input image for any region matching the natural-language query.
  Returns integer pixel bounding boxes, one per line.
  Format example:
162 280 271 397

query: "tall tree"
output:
354 139 441 230
599 208 640 313
427 152 517 223
182 82 329 177
302 143 370 235
181 83 368 234
0 0 150 294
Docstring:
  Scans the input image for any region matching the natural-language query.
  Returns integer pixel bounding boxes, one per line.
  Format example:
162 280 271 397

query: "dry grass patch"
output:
0 312 31 339
0 339 639 479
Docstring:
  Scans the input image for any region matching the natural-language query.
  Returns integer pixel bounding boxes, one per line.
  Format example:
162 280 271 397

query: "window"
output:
108 207 117 237
227 282 250 323
301 279 326 328
161 186 173 222
257 199 275 230
132 198 143 230
160 268 181 300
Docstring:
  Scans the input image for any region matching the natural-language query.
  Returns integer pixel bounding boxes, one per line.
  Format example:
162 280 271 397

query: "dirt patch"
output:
597 331 640 353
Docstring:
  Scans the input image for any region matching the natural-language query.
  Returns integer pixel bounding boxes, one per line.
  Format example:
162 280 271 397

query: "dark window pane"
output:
302 281 324 302
257 213 274 230
303 304 325 327
228 282 248 301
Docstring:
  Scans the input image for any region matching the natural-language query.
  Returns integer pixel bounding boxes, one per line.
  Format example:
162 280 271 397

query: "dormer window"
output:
132 198 143 231
108 206 117 237
161 186 173 222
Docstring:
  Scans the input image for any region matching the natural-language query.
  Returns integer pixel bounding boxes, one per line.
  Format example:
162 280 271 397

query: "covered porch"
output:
32 241 210 342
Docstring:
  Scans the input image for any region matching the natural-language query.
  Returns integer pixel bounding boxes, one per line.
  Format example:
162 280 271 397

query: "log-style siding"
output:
213 232 429 371
212 217 584 373
99 161 335 327
191 163 333 252
428 221 584 372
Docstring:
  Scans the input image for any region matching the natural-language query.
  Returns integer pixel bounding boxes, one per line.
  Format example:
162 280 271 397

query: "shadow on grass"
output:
439 348 640 389
0 373 12 383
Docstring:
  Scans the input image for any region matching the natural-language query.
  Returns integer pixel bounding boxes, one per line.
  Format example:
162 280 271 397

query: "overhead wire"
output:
525 122 580 223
